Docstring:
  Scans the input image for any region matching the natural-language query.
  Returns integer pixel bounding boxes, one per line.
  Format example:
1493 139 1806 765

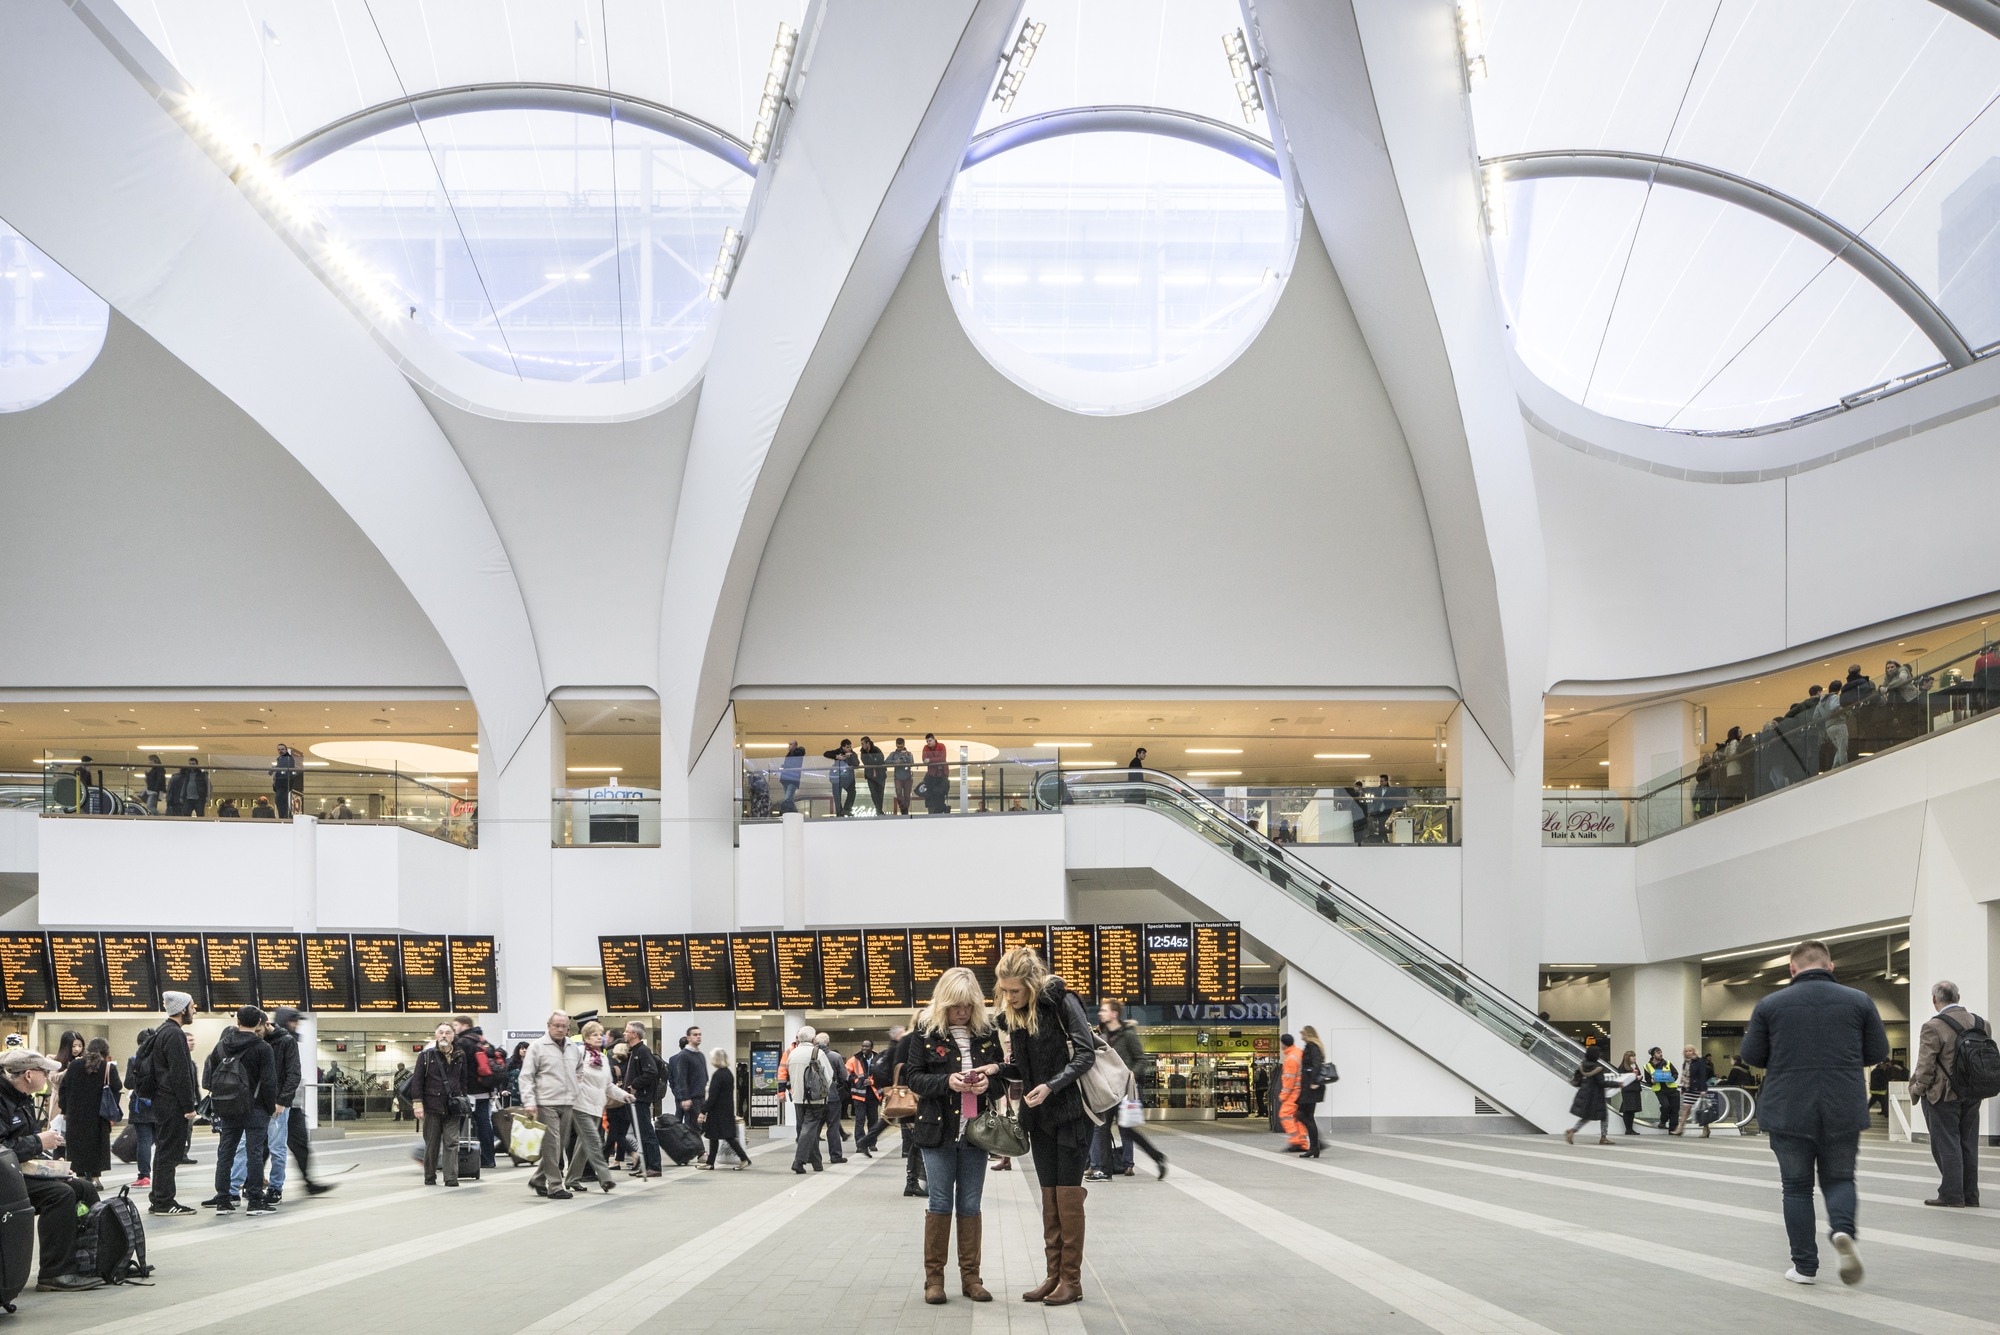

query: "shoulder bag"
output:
965 1096 1031 1158
880 1051 918 1120
99 1065 122 1123
1064 995 1136 1122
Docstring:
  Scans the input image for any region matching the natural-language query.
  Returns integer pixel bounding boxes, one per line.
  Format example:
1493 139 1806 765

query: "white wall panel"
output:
737 215 1457 694
0 812 35 876
1542 847 1644 965
551 848 673 968
1288 846 1463 957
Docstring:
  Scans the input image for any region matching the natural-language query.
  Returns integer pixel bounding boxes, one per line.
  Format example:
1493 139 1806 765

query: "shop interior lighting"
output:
1031 741 1090 747
993 18 1046 114
742 743 791 749
1457 0 1487 83
1700 922 1908 964
708 226 744 301
748 22 800 166
1223 29 1263 124
1314 753 1371 760
567 766 624 773
1187 770 1242 777
1185 748 1243 754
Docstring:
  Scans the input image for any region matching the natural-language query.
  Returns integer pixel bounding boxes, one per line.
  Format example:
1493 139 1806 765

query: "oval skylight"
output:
0 221 111 414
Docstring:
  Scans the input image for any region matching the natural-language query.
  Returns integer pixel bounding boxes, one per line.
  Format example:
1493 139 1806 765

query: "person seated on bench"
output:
0 1050 104 1292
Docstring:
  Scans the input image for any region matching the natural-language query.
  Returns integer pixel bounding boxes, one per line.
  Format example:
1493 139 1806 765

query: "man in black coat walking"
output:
202 1006 280 1215
140 991 202 1215
1741 939 1888 1287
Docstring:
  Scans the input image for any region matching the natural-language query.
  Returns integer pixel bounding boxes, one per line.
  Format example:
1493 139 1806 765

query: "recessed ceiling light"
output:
1599 760 1610 766
1187 770 1241 777
1032 742 1090 748
1185 748 1242 754
567 766 622 773
1315 753 1371 760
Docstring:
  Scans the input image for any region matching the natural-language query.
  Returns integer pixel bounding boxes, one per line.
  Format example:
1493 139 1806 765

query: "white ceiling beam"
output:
657 0 1024 763
0 0 547 760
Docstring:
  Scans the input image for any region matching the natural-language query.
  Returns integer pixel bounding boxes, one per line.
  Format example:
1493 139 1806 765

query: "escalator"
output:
1038 768 1584 1132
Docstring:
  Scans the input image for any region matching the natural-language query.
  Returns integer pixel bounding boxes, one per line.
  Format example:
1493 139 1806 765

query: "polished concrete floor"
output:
14 1120 1999 1333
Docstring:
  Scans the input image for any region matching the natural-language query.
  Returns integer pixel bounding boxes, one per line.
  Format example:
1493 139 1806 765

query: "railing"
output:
1040 767 1581 1081
739 756 1458 845
34 755 476 848
0 772 42 812
552 796 661 847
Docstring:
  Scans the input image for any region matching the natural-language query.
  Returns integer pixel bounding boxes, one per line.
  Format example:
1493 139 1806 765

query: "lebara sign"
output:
1541 797 1627 845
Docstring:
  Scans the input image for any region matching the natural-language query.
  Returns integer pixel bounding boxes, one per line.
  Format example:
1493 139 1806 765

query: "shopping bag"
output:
1117 1096 1145 1129
508 1115 547 1161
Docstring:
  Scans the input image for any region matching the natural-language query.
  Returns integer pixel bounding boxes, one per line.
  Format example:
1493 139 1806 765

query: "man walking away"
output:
452 1016 499 1169
1741 939 1888 1286
816 1033 850 1164
231 1009 299 1202
1088 1000 1166 1179
139 992 201 1215
1909 980 1998 1208
203 1006 279 1215
787 1026 834 1174
519 1012 582 1200
1278 1034 1307 1151
669 1026 706 1134
622 1022 663 1177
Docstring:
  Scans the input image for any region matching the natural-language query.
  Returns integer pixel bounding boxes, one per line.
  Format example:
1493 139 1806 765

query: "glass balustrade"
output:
1043 767 1580 1082
35 752 476 847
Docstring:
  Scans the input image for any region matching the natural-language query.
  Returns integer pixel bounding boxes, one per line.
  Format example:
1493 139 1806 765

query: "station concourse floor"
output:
19 1120 1999 1334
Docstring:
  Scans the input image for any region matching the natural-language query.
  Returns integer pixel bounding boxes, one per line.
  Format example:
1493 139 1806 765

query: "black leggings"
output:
1028 1129 1087 1188
706 1134 749 1166
1300 1105 1321 1153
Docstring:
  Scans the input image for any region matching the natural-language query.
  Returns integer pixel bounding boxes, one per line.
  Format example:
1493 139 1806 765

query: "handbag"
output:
1065 996 1136 1122
1117 1095 1145 1129
881 1084 918 1120
964 1101 1030 1158
508 1115 547 1161
111 1122 138 1164
99 1077 122 1124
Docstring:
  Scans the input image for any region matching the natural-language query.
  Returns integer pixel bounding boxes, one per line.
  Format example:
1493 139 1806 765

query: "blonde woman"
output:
1296 1025 1327 1159
564 1021 617 1194
993 946 1097 1307
904 968 1004 1304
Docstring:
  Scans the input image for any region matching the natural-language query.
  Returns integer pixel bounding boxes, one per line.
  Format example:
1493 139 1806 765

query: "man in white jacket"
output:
519 1012 582 1200
786 1026 835 1175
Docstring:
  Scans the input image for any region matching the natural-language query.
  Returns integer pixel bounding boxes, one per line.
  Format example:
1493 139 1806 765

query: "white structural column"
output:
1608 702 1699 793
0 1 546 758
1256 0 1550 1003
656 0 1023 765
291 815 321 1131
478 708 562 1039
1908 809 1999 1141
1609 961 1701 1065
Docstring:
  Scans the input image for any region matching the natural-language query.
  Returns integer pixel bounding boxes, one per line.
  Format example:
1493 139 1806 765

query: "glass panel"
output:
0 221 110 414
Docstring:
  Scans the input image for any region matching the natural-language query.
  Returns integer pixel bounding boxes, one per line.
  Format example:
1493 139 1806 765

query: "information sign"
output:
775 933 820 1010
910 930 955 999
599 936 648 1012
253 934 307 1009
49 932 108 1012
303 935 355 1012
398 936 449 1012
351 935 403 1011
642 935 691 1012
1048 925 1095 998
202 933 257 1011
863 930 912 1010
685 934 734 1011
1142 923 1193 1006
817 931 865 1011
1192 922 1241 1003
0 934 52 1013
1095 924 1142 1003
954 928 1002 999
103 933 158 1012
729 933 778 1010
447 937 498 1013
152 934 207 1011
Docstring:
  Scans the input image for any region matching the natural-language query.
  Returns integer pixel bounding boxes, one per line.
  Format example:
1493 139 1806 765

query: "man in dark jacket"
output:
452 1017 498 1169
143 754 167 813
141 991 202 1215
1740 939 1888 1286
668 1027 707 1133
1087 999 1164 1180
230 1009 302 1202
1907 980 1987 1208
202 1006 280 1215
621 1022 664 1176
166 758 209 817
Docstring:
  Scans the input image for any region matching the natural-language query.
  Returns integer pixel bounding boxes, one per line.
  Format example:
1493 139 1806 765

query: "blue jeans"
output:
922 1139 988 1216
135 1121 156 1178
215 1117 270 1204
1769 1131 1859 1276
229 1110 290 1195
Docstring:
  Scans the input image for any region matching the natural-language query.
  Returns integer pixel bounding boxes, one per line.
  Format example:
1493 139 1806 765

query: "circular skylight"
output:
0 221 110 414
940 129 1297 415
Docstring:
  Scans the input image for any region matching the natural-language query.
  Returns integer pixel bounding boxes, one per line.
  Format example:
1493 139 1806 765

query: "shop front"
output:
1124 991 1278 1122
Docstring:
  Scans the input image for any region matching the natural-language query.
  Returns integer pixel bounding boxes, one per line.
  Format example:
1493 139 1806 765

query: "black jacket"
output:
668 1046 707 1107
412 1045 467 1109
859 743 886 780
145 764 167 793
905 1024 1005 1144
624 1041 663 1101
997 979 1097 1137
1298 1041 1326 1109
704 1067 737 1134
1569 1059 1612 1121
1740 968 1889 1137
143 1019 200 1113
266 1026 303 1106
0 1080 48 1164
1683 1054 1716 1090
204 1026 278 1120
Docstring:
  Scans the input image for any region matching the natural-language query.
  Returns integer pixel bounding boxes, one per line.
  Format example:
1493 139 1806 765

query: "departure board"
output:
600 936 648 1012
1193 922 1241 1003
0 934 52 1013
686 934 734 1011
1048 926 1095 998
448 937 498 1013
103 933 158 1012
775 933 820 1010
152 934 208 1010
254 934 306 1009
1002 926 1048 962
729 933 778 1010
48 932 107 1012
202 933 257 1011
863 930 911 1009
399 936 449 1012
642 935 690 1012
304 935 355 1012
1142 923 1193 1006
911 930 955 999
1095 924 1142 1003
954 928 1002 999
351 935 403 1011
818 931 866 1011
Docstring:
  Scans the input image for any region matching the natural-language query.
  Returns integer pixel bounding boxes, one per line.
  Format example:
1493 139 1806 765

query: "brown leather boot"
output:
956 1214 991 1300
923 1212 950 1304
1043 1185 1088 1306
1020 1189 1062 1301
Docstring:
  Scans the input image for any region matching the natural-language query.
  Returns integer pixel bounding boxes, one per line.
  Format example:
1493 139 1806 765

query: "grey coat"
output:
1740 968 1889 1137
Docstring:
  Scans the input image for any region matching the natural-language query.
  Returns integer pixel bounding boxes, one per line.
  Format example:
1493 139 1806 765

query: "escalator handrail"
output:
1045 767 1583 1065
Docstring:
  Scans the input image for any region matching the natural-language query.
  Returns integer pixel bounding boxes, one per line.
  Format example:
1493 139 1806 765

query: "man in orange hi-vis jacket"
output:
1279 1033 1307 1150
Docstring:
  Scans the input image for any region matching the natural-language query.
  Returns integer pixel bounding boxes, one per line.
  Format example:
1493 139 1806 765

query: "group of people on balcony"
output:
1693 660 1936 812
748 735 953 819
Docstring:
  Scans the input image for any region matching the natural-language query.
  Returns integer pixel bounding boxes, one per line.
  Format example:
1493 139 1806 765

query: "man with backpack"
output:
453 1017 505 1169
1909 979 1998 1208
138 991 202 1217
201 1006 279 1216
228 1011 300 1203
785 1026 835 1174
0 1049 104 1291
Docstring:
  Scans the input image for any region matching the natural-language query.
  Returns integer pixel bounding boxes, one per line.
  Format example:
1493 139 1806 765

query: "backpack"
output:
802 1052 831 1103
1940 1013 2000 1101
475 1044 509 1094
128 1027 164 1101
69 1188 151 1286
208 1050 252 1120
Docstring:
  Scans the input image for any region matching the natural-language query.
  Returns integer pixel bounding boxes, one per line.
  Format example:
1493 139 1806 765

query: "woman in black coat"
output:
1615 1050 1644 1136
994 947 1096 1308
58 1038 119 1185
1566 1052 1614 1146
700 1049 750 1170
1295 1025 1328 1159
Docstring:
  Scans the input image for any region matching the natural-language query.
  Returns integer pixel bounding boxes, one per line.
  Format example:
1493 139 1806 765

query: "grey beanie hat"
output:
163 990 194 1017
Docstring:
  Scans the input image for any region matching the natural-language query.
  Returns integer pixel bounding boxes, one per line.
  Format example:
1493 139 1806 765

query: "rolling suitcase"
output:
655 1116 702 1167
0 1149 35 1313
456 1113 481 1181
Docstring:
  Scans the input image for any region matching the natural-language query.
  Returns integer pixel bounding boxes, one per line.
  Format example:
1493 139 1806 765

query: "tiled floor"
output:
17 1121 2000 1334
